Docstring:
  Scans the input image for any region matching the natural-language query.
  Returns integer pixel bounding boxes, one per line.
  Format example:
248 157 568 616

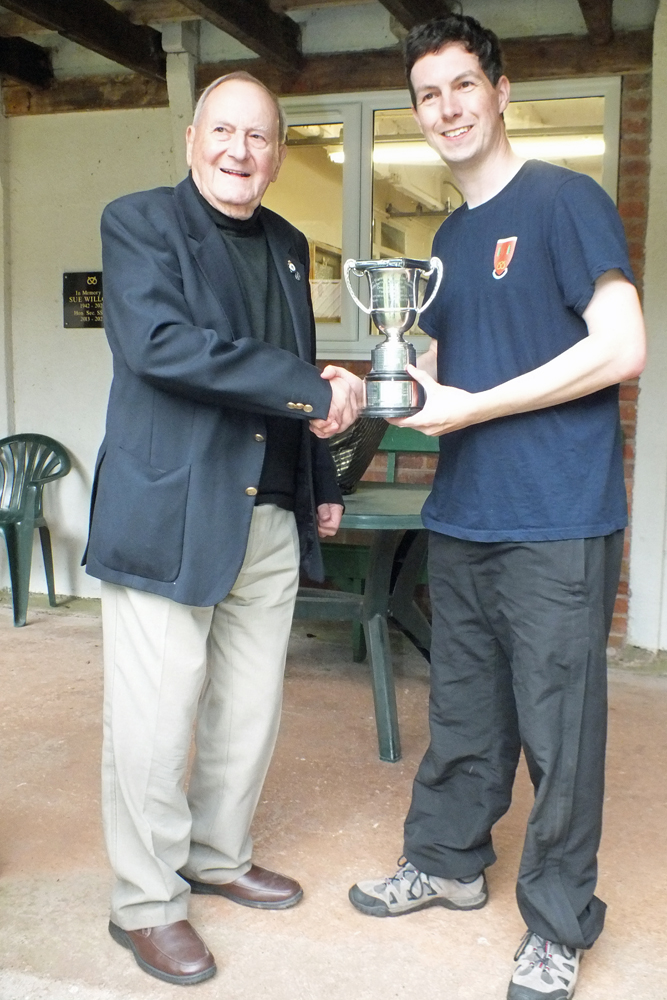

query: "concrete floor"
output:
1 597 666 1000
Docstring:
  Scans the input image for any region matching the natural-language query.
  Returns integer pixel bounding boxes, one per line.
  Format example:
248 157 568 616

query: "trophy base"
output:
362 405 422 418
364 372 424 417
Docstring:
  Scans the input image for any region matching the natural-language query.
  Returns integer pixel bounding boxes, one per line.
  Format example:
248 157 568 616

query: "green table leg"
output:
330 575 366 662
390 530 431 655
363 531 402 762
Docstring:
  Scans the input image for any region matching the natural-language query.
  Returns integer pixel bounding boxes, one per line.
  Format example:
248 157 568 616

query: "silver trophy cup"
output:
344 256 443 417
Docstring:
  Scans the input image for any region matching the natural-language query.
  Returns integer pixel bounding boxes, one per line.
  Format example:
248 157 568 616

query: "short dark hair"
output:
404 14 505 106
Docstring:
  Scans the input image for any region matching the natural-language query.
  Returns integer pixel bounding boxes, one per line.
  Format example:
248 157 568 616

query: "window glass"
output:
274 84 617 358
372 108 462 262
372 97 604 264
505 96 605 185
262 123 344 324
372 109 463 335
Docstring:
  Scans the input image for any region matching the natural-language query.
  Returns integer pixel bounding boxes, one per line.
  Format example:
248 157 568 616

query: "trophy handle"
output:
343 259 373 315
416 256 444 314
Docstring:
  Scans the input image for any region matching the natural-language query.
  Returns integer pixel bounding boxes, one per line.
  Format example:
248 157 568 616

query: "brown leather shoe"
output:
108 919 216 985
184 864 303 910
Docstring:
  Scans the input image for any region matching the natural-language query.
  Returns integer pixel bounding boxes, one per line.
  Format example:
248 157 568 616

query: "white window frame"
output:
280 76 622 360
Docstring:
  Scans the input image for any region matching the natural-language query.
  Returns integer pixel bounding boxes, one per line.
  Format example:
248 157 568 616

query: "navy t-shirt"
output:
419 160 633 542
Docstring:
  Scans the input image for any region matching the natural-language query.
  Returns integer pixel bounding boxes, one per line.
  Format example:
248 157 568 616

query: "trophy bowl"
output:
344 256 443 417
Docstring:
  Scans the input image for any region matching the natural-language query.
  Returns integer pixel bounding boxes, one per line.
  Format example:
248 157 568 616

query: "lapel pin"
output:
287 259 301 280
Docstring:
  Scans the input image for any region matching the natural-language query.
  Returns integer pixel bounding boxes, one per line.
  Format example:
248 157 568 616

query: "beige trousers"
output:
100 505 300 930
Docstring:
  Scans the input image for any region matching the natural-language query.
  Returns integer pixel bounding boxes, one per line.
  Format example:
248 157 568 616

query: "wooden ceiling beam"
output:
577 0 614 46
176 0 304 72
3 73 169 116
375 0 452 31
0 0 166 80
3 28 652 116
198 28 653 94
111 1 199 22
0 35 52 87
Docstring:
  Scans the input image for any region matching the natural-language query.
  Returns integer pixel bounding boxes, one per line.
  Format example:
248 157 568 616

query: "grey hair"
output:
192 71 287 143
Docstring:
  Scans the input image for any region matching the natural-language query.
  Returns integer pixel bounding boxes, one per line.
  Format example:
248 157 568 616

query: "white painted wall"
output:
0 110 13 438
0 107 174 599
628 0 667 649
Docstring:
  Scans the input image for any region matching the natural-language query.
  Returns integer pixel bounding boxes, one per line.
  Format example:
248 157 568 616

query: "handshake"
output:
309 365 365 439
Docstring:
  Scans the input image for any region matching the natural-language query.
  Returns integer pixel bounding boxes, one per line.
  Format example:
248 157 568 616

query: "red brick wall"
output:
321 73 652 646
611 71 651 646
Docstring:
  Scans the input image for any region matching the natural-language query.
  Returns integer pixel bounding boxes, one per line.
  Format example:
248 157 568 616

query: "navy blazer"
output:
85 176 341 606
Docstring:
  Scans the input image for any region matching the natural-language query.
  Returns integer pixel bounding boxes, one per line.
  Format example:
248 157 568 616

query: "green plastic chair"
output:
0 434 71 626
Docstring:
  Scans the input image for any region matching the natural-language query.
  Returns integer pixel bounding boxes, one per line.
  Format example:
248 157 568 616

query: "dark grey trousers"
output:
403 531 624 950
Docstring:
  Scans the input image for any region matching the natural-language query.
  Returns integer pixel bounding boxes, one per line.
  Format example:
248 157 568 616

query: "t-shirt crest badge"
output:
493 236 518 279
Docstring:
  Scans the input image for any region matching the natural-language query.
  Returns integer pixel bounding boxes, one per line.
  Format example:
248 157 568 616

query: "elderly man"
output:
85 72 362 985
348 14 645 1000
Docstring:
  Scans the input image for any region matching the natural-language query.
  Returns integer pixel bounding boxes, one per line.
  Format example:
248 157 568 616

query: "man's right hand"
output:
309 365 363 438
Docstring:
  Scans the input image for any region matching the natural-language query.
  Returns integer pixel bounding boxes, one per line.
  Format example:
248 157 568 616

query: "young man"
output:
348 15 645 1000
86 73 361 985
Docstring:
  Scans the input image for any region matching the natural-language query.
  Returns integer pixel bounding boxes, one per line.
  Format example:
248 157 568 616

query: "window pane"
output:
505 96 605 185
371 97 604 266
372 109 460 336
372 108 460 262
262 123 344 324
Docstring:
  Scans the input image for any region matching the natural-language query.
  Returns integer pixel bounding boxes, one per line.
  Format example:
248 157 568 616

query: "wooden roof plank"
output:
577 0 614 46
2 28 652 116
0 0 166 80
177 0 304 72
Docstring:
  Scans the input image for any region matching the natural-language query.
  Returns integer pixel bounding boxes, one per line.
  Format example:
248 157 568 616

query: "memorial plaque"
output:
63 272 103 328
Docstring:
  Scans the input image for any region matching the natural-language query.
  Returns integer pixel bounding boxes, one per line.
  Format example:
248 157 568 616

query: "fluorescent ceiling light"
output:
327 135 605 165
509 136 605 159
373 143 441 164
328 144 440 165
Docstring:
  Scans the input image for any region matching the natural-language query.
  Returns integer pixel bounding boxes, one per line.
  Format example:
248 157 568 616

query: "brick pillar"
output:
611 72 652 647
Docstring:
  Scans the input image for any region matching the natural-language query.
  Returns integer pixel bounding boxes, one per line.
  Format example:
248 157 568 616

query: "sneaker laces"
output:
382 858 438 901
514 932 576 985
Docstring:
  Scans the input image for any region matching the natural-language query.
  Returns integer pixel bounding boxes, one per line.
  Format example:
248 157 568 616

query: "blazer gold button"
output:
245 487 258 496
295 402 304 409
287 402 297 409
303 404 313 413
254 434 265 442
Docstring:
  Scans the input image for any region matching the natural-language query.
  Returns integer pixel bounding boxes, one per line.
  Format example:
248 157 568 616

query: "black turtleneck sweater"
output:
190 176 302 511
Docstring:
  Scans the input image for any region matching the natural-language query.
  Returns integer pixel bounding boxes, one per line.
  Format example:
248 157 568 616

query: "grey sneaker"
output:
508 932 583 999
348 859 487 917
